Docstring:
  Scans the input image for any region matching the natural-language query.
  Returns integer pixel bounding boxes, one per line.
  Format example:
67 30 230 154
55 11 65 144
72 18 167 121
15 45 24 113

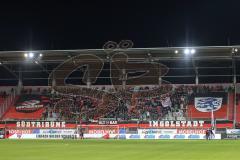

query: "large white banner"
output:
194 97 222 112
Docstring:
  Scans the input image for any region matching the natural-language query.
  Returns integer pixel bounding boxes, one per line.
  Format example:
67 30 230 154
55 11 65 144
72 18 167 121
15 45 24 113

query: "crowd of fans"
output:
38 85 233 122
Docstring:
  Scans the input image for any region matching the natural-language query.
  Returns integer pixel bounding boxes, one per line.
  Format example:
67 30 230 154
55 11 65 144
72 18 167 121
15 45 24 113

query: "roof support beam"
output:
1 64 18 79
232 53 237 129
191 57 199 85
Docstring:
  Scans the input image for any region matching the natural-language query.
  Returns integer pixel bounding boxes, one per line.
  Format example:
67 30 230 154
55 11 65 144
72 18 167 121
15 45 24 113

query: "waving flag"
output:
161 97 172 108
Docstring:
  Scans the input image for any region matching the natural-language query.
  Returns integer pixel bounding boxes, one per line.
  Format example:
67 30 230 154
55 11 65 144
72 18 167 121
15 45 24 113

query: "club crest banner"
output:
194 97 222 112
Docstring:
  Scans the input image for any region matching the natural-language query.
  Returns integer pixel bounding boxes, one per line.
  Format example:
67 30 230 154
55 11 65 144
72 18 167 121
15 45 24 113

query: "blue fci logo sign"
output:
174 135 185 139
188 135 200 139
129 134 141 139
158 135 171 139
144 135 155 139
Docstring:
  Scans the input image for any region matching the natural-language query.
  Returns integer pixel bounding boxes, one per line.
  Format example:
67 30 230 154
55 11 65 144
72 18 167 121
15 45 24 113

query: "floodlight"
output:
24 53 28 58
234 48 238 52
190 49 196 54
175 50 178 54
29 52 34 58
184 49 190 55
39 53 43 57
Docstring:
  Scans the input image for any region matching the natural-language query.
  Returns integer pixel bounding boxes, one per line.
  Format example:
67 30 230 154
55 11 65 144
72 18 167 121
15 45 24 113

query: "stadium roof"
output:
0 46 240 86
0 46 240 63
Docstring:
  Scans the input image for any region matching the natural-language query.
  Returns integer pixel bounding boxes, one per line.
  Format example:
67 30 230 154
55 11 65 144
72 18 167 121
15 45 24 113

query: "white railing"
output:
0 91 16 118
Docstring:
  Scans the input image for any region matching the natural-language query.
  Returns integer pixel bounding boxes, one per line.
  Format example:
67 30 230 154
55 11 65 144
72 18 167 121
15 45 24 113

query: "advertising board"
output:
122 134 221 140
8 129 77 139
226 129 240 139
226 129 240 135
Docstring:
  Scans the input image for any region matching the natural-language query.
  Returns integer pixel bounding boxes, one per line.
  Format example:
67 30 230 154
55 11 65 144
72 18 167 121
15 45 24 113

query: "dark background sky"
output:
0 0 240 51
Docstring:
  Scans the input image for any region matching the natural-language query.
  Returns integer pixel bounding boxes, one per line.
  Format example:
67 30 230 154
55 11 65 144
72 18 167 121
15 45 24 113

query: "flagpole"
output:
211 107 214 130
210 108 215 139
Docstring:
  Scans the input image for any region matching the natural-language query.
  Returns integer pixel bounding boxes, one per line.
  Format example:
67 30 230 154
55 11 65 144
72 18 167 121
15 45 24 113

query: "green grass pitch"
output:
0 139 240 160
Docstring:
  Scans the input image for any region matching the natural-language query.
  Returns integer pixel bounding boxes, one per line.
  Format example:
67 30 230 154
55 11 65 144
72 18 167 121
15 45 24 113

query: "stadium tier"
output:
0 46 240 140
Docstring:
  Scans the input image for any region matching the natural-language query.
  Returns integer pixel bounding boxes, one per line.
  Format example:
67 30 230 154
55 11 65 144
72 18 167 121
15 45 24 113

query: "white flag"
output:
161 97 172 108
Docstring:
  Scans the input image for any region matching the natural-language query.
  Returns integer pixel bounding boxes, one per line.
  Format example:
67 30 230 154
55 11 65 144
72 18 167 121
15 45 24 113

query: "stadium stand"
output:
0 84 234 123
0 46 240 140
0 97 5 106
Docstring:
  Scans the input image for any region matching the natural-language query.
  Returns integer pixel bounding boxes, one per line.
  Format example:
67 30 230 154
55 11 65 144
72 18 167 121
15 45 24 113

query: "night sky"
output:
0 0 240 51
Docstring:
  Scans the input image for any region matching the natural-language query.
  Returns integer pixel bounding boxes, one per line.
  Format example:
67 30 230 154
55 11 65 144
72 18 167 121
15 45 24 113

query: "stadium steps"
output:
0 96 19 120
0 97 5 105
237 99 240 123
228 93 234 121
0 95 15 120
